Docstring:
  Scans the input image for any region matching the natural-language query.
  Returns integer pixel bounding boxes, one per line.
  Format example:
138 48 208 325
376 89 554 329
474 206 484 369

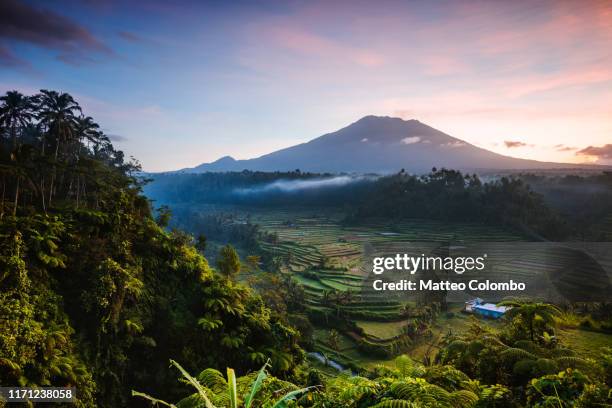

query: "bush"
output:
579 317 595 329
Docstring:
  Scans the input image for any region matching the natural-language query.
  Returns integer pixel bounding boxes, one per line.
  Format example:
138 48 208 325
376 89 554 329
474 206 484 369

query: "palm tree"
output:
37 90 81 159
0 91 36 150
499 300 561 341
73 115 101 156
36 90 80 206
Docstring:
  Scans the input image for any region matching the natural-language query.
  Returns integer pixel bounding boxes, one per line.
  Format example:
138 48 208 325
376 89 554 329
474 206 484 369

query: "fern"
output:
445 340 468 354
550 347 575 358
449 389 479 408
197 368 227 394
371 400 422 408
389 379 452 406
500 347 537 362
554 356 590 369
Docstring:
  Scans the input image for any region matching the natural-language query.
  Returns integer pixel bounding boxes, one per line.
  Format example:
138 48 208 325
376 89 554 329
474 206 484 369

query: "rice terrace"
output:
157 197 612 374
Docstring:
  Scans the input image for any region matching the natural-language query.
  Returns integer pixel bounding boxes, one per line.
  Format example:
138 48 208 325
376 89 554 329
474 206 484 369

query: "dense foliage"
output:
145 168 586 241
1 90 610 407
517 172 612 240
346 169 568 240
0 91 302 407
136 341 611 407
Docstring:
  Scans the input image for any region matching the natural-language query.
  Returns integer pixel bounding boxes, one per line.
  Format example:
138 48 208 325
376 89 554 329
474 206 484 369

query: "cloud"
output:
118 31 147 44
504 140 528 148
419 54 469 76
252 23 385 69
361 137 368 142
555 144 577 152
576 144 612 160
0 43 28 67
441 141 467 148
0 0 112 65
401 136 420 145
505 67 612 99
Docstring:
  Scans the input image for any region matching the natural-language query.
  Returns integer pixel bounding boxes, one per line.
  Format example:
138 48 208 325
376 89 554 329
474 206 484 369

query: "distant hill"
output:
184 116 595 174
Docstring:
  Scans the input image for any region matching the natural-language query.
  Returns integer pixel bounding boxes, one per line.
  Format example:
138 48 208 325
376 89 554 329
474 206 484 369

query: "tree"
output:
37 90 81 206
196 233 208 253
0 91 36 150
37 89 81 159
0 90 307 407
245 255 260 272
73 115 101 156
217 244 240 279
499 300 561 341
156 205 172 227
328 329 340 351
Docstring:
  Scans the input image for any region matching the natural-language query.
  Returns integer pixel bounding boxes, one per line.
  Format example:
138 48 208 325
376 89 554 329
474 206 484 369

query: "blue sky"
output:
1 0 611 171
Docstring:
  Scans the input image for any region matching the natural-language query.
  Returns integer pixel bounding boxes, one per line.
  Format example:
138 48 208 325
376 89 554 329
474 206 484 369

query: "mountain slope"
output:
187 116 586 174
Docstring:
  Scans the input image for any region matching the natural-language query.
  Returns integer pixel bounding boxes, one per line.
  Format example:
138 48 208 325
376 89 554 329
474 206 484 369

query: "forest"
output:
1 90 611 407
146 168 612 241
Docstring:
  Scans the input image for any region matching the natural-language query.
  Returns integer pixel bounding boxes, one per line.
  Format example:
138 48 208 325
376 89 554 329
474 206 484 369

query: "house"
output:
464 298 483 313
465 298 510 319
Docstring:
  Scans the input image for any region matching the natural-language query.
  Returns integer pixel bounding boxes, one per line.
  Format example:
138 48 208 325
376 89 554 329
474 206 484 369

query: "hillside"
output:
186 116 590 174
0 90 302 407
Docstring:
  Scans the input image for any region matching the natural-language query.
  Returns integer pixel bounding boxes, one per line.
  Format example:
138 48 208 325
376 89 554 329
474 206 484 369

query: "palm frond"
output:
227 368 238 408
170 360 216 408
271 386 316 408
244 360 270 408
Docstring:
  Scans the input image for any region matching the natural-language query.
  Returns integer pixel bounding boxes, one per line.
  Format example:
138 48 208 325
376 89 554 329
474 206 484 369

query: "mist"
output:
233 175 377 195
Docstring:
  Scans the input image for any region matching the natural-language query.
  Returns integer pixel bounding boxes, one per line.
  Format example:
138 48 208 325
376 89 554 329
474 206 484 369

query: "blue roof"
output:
474 303 510 314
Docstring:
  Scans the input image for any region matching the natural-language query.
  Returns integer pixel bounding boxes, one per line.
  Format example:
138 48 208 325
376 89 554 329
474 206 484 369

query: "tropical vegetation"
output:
1 90 610 407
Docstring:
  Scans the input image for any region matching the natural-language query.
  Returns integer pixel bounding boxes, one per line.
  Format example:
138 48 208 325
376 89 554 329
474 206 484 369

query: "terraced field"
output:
232 208 527 366
195 206 612 369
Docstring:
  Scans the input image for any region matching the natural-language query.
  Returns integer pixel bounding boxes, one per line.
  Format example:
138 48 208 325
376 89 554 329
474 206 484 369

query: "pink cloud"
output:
576 144 612 162
555 144 578 152
263 24 385 68
419 54 469 76
505 66 612 98
504 140 529 148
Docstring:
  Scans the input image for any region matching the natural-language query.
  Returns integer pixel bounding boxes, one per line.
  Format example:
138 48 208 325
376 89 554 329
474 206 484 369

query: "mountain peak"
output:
186 116 581 174
354 115 418 124
213 155 236 163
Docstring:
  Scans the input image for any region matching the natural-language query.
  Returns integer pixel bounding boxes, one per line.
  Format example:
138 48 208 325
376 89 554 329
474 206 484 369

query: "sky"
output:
1 0 611 171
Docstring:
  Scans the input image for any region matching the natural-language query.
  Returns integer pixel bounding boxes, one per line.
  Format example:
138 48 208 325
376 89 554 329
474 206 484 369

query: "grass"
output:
313 329 356 352
558 328 612 358
354 320 408 340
